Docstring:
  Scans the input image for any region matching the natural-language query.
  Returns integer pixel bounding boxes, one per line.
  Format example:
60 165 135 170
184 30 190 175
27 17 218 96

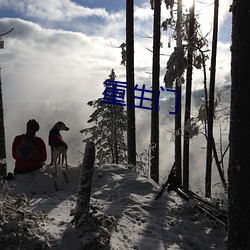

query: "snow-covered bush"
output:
0 180 53 250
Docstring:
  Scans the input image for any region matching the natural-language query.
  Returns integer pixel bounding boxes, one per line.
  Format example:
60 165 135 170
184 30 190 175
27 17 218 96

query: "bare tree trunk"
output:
113 105 119 164
228 0 250 248
0 30 13 178
205 0 219 197
211 137 227 191
126 0 136 166
74 142 116 248
150 0 161 184
197 45 227 192
0 69 7 177
114 140 118 164
74 142 95 226
183 0 195 190
175 0 183 183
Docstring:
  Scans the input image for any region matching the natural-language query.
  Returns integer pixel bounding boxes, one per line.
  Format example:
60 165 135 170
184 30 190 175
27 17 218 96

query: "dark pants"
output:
14 165 43 175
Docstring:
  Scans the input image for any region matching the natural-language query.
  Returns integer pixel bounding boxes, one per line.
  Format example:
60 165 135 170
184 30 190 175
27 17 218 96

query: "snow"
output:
3 164 227 250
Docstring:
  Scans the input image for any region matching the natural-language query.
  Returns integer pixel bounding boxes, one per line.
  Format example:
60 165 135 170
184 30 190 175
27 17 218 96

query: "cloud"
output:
134 4 153 21
0 17 126 169
0 0 232 191
0 0 109 21
194 0 232 39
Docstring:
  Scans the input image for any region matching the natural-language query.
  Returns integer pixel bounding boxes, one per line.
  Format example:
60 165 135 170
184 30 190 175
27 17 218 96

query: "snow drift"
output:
0 164 227 250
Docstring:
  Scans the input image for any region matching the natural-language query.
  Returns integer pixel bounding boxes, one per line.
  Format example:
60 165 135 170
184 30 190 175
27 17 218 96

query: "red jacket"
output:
48 128 68 149
12 131 47 170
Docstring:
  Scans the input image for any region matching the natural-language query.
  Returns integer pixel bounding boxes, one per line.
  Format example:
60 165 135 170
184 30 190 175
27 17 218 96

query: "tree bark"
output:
211 137 227 191
113 105 119 164
183 0 195 190
74 142 116 248
74 142 95 227
0 69 7 177
126 0 136 166
205 0 219 198
175 0 183 183
150 0 161 184
228 0 250 249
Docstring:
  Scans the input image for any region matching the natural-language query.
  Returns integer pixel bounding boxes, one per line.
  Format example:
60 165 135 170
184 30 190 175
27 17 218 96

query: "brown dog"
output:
48 121 69 176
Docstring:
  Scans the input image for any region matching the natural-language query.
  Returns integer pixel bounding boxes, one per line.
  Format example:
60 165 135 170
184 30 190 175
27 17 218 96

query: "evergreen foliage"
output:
163 10 209 89
80 69 127 166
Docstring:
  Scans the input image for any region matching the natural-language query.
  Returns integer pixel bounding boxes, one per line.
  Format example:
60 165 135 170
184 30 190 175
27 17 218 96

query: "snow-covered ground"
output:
1 164 227 250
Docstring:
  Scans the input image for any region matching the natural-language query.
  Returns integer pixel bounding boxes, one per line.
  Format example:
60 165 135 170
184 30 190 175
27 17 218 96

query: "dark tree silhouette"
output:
228 0 250 248
163 0 183 183
175 0 183 184
183 0 195 190
126 0 136 166
205 0 219 197
150 0 161 184
0 69 6 177
0 28 14 177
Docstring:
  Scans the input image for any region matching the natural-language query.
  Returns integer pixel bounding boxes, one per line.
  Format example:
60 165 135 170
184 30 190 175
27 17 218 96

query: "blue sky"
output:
74 0 126 12
0 0 232 176
0 1 232 40
0 0 152 35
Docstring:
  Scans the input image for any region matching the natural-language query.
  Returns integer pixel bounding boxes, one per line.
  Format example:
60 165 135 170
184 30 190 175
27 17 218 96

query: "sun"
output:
183 0 194 9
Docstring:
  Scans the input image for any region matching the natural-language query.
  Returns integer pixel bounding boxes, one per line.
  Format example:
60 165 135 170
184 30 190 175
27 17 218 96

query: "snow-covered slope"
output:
2 164 227 250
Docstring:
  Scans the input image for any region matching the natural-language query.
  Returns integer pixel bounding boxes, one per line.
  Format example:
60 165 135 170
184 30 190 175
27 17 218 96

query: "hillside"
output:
0 164 227 250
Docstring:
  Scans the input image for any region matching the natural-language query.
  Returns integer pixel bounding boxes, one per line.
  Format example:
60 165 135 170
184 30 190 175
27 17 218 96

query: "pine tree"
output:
80 69 127 166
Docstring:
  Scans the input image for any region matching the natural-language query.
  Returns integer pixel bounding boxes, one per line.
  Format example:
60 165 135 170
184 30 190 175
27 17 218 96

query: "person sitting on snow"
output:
12 119 47 174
